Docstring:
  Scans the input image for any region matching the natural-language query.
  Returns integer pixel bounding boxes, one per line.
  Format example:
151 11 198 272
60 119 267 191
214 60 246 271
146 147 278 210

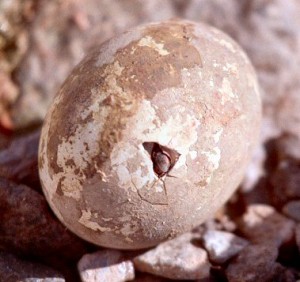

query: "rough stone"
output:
133 233 210 280
238 204 295 247
270 163 300 208
0 178 87 259
78 250 135 282
0 130 40 188
202 230 249 264
282 201 300 222
0 252 65 282
226 244 279 282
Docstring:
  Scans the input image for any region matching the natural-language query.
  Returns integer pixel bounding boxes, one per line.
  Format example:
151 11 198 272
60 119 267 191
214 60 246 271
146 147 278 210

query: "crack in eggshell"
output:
108 62 231 193
109 99 201 193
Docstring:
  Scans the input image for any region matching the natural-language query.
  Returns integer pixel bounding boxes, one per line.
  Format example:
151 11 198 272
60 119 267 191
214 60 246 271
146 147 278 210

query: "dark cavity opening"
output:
143 142 180 178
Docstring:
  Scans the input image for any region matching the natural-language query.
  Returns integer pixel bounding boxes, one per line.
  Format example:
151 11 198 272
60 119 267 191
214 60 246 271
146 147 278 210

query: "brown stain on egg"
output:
115 22 202 100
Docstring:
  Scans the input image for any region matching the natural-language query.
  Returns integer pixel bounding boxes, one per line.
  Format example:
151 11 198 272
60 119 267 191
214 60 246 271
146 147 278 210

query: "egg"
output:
39 20 261 249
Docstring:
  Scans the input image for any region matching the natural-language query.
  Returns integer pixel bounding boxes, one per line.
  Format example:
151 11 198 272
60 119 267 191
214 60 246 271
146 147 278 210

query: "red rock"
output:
0 178 87 259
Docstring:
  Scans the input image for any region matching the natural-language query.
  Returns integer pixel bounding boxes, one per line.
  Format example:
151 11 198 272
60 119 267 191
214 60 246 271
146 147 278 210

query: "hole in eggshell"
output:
142 142 180 178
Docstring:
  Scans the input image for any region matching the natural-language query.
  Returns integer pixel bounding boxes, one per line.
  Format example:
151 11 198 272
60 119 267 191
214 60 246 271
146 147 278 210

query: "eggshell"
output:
39 20 261 249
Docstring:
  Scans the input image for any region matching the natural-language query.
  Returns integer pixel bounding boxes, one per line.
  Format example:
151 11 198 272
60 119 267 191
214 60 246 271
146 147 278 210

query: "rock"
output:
0 178 87 259
134 233 210 280
270 162 300 208
282 201 300 222
238 204 295 247
0 130 40 188
226 244 279 282
202 230 249 264
296 224 300 253
0 251 65 282
78 250 135 282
